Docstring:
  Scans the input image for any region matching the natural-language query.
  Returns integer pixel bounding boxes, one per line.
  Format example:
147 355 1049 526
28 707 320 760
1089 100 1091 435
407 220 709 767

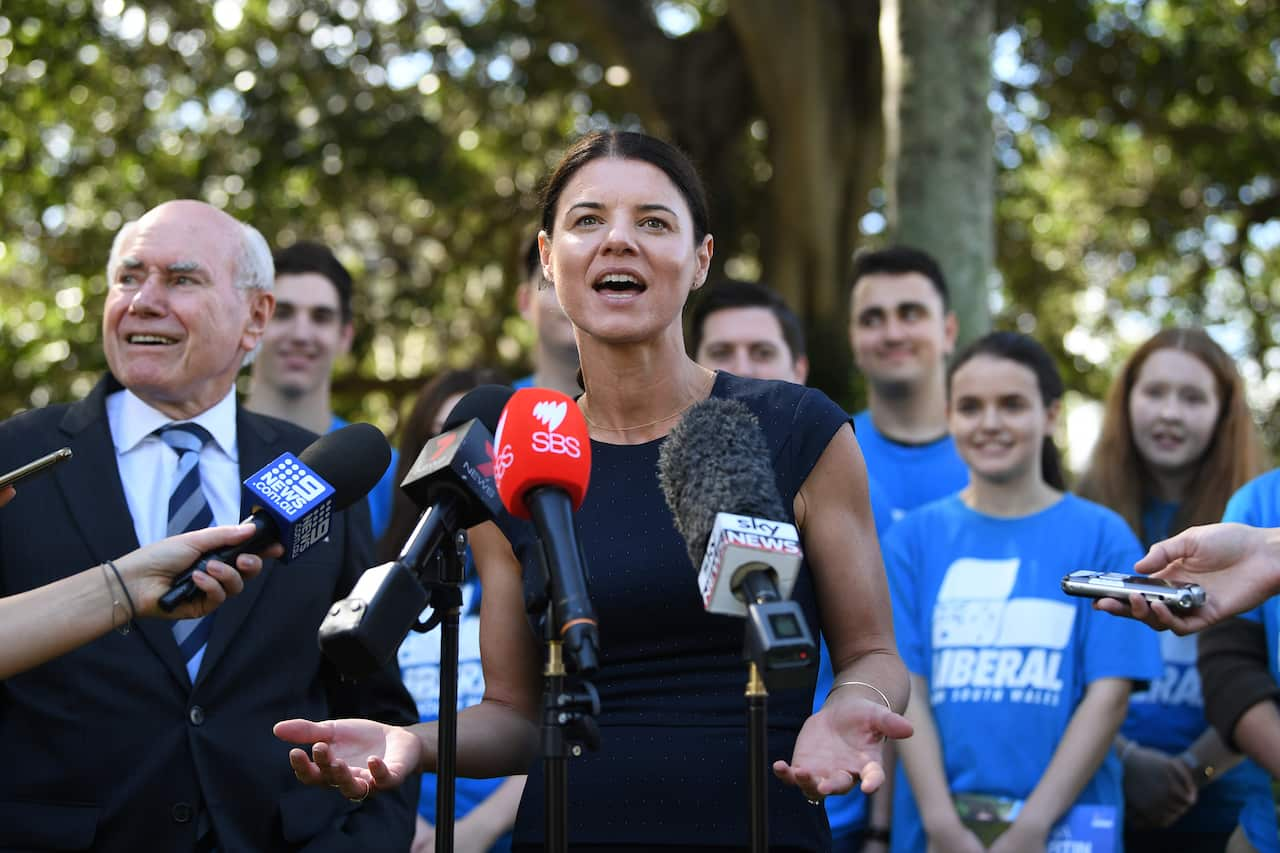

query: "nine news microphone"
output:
493 387 599 674
318 385 514 676
657 397 815 686
158 422 393 611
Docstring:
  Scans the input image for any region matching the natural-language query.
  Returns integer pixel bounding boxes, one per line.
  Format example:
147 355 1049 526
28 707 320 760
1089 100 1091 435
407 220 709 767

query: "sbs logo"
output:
530 398 580 458
532 400 567 432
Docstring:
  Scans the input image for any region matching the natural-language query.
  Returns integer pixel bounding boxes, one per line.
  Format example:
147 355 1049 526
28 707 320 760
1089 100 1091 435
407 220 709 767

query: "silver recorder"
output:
1061 570 1206 613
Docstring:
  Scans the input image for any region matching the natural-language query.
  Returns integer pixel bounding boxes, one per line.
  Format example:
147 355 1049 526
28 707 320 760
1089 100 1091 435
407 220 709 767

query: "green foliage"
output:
0 0 640 428
994 0 1280 448
4 0 1280 458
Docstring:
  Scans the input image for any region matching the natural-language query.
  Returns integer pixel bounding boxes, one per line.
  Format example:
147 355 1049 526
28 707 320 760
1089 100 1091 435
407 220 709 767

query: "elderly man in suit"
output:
0 200 418 852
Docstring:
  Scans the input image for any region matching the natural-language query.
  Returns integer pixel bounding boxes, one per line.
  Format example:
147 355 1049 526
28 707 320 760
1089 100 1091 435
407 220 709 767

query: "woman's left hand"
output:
772 694 913 799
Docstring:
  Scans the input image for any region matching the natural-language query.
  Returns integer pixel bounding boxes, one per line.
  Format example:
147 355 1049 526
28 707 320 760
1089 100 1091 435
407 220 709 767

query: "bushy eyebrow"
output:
119 257 204 275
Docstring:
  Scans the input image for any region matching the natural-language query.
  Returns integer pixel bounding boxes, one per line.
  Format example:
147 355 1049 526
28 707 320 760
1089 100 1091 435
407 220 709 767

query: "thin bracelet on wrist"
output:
1178 751 1215 788
827 680 893 713
102 559 137 635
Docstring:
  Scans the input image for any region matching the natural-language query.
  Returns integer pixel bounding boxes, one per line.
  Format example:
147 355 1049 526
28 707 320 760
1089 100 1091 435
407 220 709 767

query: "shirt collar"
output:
110 386 239 461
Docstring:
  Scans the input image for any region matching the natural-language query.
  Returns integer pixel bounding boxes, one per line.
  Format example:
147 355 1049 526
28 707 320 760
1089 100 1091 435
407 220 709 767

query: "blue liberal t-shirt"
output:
329 414 398 540
884 494 1163 853
1214 472 1280 853
851 410 969 524
1120 498 1274 836
398 580 513 852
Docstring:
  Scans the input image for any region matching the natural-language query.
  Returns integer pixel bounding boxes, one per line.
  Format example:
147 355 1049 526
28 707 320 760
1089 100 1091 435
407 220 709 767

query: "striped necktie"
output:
156 423 216 680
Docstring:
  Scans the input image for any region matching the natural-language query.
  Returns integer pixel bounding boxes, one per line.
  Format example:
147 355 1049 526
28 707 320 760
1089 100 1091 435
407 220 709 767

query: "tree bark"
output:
726 1 883 399
884 0 995 346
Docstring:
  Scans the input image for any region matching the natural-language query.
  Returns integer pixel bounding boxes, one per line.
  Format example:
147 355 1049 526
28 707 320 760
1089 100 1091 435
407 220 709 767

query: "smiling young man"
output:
245 240 397 538
848 246 969 523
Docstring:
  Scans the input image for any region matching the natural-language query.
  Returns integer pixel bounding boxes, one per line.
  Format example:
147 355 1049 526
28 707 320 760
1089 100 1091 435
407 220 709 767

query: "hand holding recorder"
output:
1092 522 1280 634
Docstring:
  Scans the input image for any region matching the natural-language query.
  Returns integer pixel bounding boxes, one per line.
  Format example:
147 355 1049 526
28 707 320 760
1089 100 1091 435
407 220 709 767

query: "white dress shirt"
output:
106 386 242 547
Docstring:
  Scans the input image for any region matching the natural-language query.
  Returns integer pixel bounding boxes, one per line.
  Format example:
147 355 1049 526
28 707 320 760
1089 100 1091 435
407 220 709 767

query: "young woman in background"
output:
1080 327 1275 853
887 331 1162 853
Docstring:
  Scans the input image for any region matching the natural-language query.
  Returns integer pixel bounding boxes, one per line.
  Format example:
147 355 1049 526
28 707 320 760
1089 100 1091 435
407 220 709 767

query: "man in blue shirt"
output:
848 247 968 522
245 241 397 538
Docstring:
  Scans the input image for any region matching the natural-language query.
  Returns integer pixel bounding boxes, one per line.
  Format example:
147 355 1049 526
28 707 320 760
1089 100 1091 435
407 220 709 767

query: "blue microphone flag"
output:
244 452 336 560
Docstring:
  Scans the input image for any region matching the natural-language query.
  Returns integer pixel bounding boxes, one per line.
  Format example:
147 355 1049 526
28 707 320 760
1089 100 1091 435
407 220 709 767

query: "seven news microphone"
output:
318 385 514 676
319 385 600 677
157 422 392 611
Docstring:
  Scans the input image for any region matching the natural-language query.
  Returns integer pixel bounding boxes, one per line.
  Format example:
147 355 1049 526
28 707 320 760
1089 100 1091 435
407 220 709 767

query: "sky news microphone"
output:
318 385 513 677
658 398 814 683
493 387 598 674
158 422 392 611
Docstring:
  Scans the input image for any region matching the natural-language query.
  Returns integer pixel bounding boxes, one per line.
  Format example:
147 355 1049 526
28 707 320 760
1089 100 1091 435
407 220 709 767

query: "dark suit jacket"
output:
0 376 419 852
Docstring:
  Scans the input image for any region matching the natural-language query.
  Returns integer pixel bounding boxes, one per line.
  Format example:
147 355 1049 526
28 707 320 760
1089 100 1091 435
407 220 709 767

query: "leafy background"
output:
2 0 1278 460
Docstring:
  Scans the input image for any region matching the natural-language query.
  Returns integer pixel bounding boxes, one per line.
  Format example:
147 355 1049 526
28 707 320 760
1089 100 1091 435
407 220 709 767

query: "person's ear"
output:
793 355 810 385
242 291 275 349
943 311 959 356
538 231 554 285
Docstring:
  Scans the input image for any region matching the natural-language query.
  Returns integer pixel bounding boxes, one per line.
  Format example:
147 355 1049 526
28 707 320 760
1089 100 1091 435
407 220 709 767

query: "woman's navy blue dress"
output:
498 372 850 851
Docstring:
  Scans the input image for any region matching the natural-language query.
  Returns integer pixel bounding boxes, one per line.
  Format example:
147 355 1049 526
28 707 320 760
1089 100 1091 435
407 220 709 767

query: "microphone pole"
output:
432 531 466 853
747 661 768 853
657 398 818 853
493 388 601 853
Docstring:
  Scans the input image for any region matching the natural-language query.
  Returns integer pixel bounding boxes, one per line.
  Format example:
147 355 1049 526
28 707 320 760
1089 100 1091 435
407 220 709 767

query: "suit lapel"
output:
193 406 281 689
57 375 194 690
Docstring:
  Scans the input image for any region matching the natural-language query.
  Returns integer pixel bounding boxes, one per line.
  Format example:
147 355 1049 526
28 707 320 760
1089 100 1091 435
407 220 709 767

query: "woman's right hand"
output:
1122 744 1197 827
274 718 422 800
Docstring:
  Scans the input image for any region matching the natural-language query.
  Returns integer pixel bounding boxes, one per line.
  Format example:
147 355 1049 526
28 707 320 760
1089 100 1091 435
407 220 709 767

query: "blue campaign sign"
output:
244 453 336 560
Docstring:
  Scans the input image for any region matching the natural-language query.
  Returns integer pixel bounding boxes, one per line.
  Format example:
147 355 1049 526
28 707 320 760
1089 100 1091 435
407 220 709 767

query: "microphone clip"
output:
543 679 602 759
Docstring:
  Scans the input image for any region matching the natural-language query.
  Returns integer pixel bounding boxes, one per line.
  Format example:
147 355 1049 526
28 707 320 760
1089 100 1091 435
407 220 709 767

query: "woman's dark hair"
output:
947 331 1067 491
377 367 508 563
538 131 710 245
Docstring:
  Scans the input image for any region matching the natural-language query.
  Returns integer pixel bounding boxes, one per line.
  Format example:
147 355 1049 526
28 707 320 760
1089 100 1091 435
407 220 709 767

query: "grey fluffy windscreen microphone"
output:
659 397 815 684
658 397 789 568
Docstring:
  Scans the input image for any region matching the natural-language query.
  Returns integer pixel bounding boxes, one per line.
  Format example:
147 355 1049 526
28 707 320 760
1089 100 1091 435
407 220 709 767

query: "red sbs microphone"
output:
494 389 591 514
494 388 598 672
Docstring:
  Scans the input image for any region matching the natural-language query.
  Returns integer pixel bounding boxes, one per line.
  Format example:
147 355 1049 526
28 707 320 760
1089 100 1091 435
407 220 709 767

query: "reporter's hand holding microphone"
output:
0 422 393 679
0 515 276 681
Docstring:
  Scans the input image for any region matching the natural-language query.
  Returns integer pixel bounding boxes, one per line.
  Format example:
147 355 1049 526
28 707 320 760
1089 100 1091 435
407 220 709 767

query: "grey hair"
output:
105 212 276 366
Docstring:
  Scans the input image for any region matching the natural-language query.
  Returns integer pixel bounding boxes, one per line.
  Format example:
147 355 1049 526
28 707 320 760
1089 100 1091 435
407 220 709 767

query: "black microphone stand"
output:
745 661 769 853
431 531 467 853
737 573 818 853
540 623 601 853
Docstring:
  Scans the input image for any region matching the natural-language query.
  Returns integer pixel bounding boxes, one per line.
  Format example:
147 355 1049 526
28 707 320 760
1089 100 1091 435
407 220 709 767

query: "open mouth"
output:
1150 429 1184 448
126 334 178 346
593 273 647 296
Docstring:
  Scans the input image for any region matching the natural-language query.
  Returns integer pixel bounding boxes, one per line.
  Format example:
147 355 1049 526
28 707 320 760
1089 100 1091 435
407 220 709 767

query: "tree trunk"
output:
884 0 995 346
726 1 883 400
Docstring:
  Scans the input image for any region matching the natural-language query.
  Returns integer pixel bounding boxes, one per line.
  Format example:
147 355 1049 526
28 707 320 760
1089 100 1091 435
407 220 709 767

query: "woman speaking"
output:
277 131 910 851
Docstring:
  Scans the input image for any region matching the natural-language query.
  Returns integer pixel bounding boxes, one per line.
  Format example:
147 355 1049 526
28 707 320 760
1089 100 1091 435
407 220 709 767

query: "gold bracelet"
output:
828 680 893 713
